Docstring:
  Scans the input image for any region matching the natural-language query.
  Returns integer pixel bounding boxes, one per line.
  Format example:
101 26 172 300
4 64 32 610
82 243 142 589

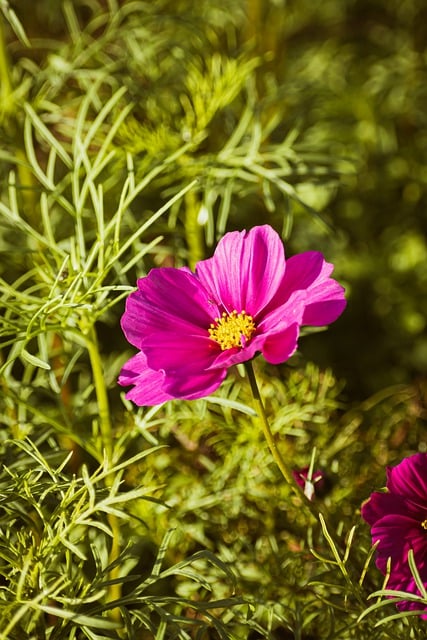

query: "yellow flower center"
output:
208 310 256 350
421 519 427 530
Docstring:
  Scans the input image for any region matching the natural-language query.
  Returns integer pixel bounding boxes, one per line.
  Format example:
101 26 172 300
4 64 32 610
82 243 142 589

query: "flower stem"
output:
0 17 13 111
84 324 122 623
245 360 322 524
184 189 205 269
244 360 294 485
85 324 113 463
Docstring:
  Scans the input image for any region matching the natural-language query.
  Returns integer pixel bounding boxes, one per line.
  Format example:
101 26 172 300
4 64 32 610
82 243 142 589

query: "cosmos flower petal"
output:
278 251 327 293
195 225 287 316
260 323 300 365
285 253 347 326
121 267 217 351
260 251 346 327
118 350 226 405
142 332 219 377
162 366 228 400
260 251 325 316
370 514 423 565
386 453 427 505
257 291 306 334
118 352 175 405
206 343 258 370
361 491 413 526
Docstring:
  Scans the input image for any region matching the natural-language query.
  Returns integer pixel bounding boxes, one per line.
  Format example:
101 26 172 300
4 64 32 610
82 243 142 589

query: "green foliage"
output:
123 360 427 638
0 436 241 639
1 0 427 638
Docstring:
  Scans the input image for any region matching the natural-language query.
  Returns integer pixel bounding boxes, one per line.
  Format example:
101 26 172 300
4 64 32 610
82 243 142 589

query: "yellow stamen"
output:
208 310 256 350
421 519 427 530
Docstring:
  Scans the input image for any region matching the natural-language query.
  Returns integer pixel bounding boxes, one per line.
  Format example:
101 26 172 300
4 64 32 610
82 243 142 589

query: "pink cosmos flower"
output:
361 453 427 617
118 225 346 406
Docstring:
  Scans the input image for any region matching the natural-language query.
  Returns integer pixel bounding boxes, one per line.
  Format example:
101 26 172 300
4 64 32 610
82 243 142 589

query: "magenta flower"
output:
292 467 327 501
361 453 427 617
118 225 346 406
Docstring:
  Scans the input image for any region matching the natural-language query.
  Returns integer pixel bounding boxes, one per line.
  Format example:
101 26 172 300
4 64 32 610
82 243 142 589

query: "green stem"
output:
0 17 39 228
245 360 321 523
244 360 294 485
85 324 113 463
0 17 13 109
85 324 122 623
184 190 205 269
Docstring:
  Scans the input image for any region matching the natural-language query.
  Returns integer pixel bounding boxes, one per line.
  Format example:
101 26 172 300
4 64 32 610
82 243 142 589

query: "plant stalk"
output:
85 323 122 623
85 324 113 463
0 16 13 110
184 189 205 269
244 360 295 485
245 360 324 524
